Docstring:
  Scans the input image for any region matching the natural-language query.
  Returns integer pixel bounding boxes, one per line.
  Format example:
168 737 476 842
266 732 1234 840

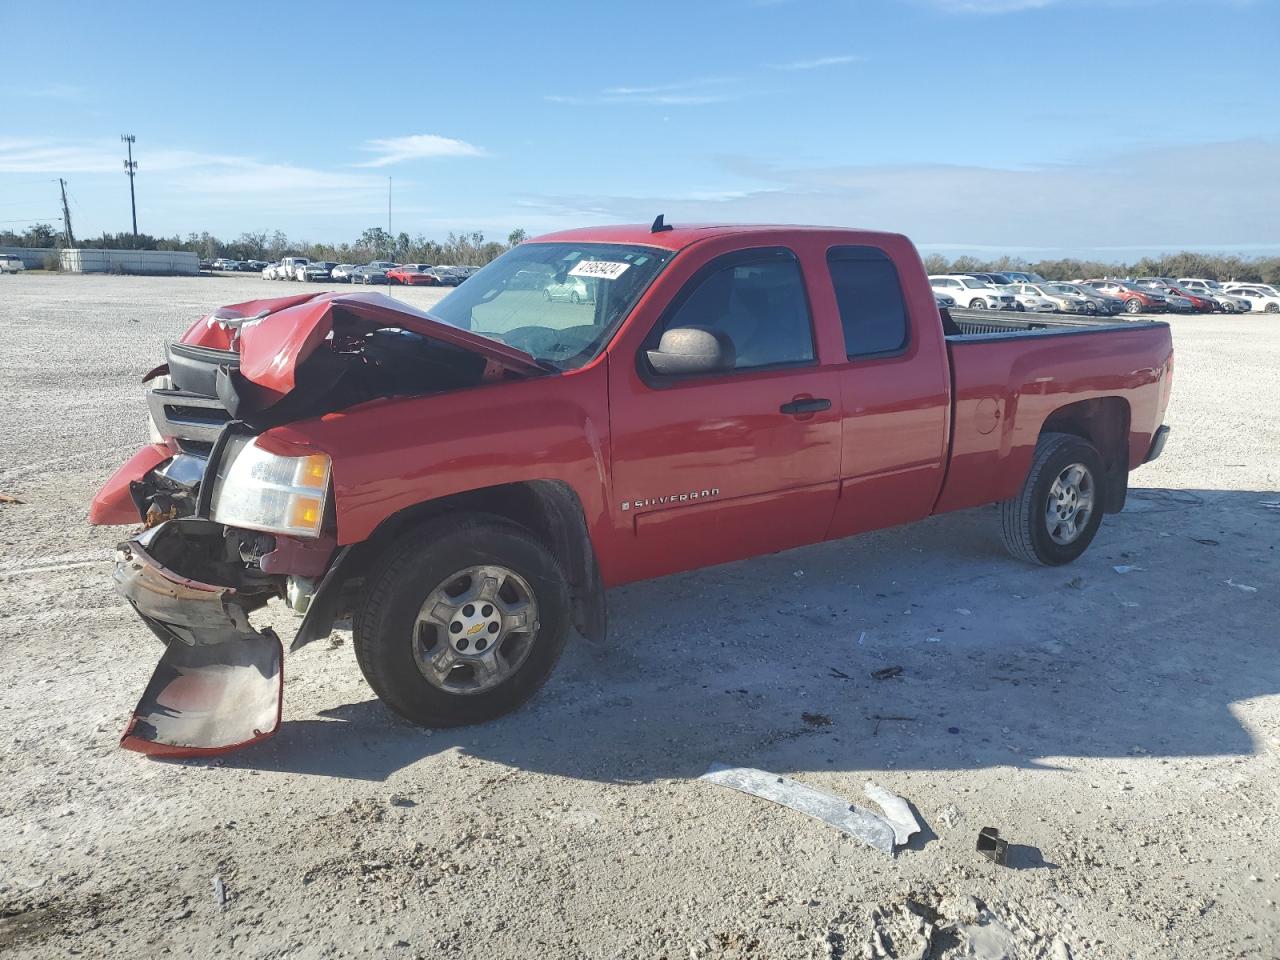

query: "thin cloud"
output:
770 54 861 70
546 77 736 106
354 134 488 168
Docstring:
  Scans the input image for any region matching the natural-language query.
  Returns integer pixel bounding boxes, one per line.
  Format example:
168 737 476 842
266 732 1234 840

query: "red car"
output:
1163 285 1217 313
1081 279 1170 314
92 222 1174 756
386 264 439 285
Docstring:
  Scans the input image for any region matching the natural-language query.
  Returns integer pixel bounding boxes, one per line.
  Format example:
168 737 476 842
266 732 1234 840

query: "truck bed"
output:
934 309 1174 515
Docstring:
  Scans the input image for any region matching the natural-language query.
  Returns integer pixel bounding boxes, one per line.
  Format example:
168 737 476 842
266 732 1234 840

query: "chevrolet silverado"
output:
91 221 1174 756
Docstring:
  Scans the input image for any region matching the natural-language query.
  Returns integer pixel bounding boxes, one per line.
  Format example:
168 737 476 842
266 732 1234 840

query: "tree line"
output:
2 221 1277 283
0 223 532 268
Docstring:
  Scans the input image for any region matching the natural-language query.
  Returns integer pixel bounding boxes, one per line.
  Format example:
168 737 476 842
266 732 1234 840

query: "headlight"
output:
210 436 331 538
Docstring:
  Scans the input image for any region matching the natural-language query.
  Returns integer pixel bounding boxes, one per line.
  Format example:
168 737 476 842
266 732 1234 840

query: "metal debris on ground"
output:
870 665 903 681
1112 565 1144 574
828 667 852 679
699 763 899 855
801 712 833 727
864 781 921 846
976 827 1010 865
1225 579 1258 593
0 493 23 504
212 874 227 910
1066 576 1084 589
1190 537 1220 546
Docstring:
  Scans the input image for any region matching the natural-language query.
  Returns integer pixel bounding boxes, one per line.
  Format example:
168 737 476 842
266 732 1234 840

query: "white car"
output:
1011 282 1093 314
1222 284 1280 313
276 256 310 281
1002 285 1056 312
928 275 1017 310
0 254 26 274
330 264 357 283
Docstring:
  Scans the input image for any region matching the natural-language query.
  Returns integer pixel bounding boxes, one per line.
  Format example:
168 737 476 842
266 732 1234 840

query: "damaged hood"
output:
179 290 544 399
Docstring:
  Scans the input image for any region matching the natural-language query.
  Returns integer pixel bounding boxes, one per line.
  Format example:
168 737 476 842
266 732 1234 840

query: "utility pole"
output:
387 176 392 259
59 178 75 247
121 134 138 237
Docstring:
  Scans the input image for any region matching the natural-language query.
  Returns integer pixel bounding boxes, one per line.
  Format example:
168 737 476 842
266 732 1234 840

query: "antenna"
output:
121 134 138 237
651 214 673 233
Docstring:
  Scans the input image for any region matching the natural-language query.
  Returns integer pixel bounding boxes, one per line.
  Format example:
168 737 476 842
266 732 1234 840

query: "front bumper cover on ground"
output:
114 522 282 757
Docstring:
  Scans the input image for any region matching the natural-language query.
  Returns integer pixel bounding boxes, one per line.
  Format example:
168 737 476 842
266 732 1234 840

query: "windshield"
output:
429 242 673 369
961 278 989 289
1046 283 1081 295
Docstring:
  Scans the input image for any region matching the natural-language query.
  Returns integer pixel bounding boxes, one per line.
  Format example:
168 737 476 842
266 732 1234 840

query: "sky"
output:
2 0 1277 259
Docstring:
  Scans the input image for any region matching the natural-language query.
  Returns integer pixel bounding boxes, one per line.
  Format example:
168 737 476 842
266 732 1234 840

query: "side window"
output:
651 250 815 371
827 246 910 359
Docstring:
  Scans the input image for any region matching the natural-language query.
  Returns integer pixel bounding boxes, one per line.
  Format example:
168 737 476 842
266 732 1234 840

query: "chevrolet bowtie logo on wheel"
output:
621 488 720 512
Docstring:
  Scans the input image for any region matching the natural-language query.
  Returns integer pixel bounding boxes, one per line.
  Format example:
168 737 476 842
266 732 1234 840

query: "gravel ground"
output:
0 272 1277 959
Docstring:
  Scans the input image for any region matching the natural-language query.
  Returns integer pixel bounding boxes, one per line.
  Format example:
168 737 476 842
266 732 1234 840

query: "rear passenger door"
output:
824 246 951 539
607 247 842 582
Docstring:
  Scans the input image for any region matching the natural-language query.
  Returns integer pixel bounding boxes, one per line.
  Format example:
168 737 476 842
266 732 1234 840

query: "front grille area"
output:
148 388 231 445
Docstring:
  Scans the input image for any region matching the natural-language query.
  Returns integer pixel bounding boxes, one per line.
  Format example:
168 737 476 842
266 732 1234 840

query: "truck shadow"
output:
225 487 1278 784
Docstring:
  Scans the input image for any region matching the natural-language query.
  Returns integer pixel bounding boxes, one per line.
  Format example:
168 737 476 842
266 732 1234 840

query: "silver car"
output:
0 253 26 274
330 264 357 283
543 276 594 304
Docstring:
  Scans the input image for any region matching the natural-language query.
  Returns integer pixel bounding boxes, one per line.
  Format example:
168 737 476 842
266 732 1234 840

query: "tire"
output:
1266 303 1279 314
1125 298 1143 315
570 291 581 304
1083 301 1097 315
970 298 986 310
1000 432 1106 566
542 289 552 301
353 513 571 727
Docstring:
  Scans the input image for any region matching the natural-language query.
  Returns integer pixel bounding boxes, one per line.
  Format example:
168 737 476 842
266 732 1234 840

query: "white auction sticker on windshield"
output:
569 260 631 281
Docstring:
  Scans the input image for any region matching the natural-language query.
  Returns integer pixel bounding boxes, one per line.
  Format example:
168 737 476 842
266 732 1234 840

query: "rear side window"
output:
651 248 815 371
827 246 910 359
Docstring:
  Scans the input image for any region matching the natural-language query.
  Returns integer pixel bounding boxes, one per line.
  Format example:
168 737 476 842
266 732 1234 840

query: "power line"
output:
0 217 58 224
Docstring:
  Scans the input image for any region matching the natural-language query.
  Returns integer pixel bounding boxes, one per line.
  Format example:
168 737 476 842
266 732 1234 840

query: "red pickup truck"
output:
92 221 1173 756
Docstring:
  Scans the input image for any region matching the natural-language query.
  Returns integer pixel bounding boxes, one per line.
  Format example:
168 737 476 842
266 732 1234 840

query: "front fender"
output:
90 443 170 525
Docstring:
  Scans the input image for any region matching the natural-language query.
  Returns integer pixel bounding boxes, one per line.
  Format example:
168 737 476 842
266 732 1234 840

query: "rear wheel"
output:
1266 303 1279 314
1083 301 1097 315
353 514 570 727
1000 432 1106 566
1125 298 1143 314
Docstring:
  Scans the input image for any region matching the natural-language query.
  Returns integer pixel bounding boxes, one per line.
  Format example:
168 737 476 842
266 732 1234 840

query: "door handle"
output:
779 398 832 415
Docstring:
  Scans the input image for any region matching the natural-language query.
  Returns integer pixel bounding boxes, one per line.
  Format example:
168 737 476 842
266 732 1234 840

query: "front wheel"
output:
1125 298 1143 314
353 514 570 727
1001 432 1106 566
970 298 987 310
1266 303 1279 314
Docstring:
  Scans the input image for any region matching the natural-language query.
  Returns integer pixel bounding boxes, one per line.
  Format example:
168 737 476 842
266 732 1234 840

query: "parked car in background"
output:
273 256 310 281
929 275 1017 310
1012 282 1095 314
1199 290 1251 313
934 290 957 309
454 266 481 280
428 267 465 286
302 261 338 282
1133 279 1214 314
387 264 439 286
1042 282 1122 315
1000 270 1047 284
1002 285 1056 312
330 264 357 283
244 260 269 272
353 261 398 285
968 272 1017 287
262 262 281 280
1222 284 1280 313
212 258 239 271
1223 281 1280 299
1082 279 1170 315
543 275 594 303
0 253 27 274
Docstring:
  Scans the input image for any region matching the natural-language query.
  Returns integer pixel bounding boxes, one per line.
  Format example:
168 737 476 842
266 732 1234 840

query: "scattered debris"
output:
857 630 867 645
938 804 962 829
954 608 972 616
212 874 227 910
801 712 833 727
864 782 921 846
868 714 916 735
1112 565 1144 574
1260 500 1280 510
1190 537 1220 546
871 665 903 681
947 726 960 734
925 636 943 643
976 827 1009 865
0 493 23 505
828 667 852 680
700 764 898 855
1120 601 1140 608
1066 575 1084 589
1225 579 1258 593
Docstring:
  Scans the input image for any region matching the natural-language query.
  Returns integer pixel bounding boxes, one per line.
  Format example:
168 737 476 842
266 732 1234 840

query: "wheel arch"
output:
344 479 606 643
1039 396 1131 513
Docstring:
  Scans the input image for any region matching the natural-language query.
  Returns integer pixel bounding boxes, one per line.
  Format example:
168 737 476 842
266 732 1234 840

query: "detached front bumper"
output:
114 520 283 757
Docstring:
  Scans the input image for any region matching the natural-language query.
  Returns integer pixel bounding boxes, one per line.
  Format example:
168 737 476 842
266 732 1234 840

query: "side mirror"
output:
646 327 736 376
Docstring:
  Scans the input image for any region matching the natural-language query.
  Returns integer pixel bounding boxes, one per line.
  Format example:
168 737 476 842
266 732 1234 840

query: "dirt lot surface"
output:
1 272 1277 959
